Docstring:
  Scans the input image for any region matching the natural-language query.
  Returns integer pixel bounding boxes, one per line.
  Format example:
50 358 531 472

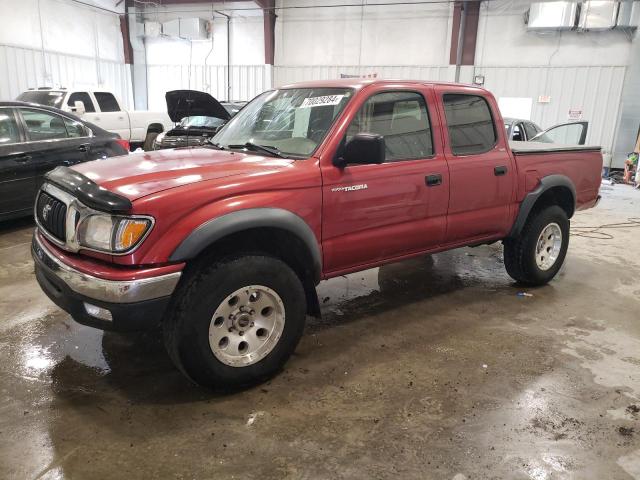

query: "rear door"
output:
91 92 131 141
17 108 89 192
0 107 33 216
321 85 450 273
437 88 515 243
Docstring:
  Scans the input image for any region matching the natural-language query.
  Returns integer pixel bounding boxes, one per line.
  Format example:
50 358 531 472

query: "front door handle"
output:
494 165 508 176
425 174 442 186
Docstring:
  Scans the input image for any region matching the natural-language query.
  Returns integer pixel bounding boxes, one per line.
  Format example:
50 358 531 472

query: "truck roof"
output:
279 78 488 92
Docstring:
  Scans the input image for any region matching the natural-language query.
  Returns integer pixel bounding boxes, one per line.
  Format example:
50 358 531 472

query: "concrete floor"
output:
1 185 640 479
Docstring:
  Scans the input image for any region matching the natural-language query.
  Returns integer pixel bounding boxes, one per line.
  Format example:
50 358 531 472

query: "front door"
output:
0 108 33 217
437 89 515 243
17 108 89 192
321 86 449 274
533 121 589 145
91 92 131 141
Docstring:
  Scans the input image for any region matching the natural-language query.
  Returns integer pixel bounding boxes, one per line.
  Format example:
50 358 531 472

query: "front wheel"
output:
163 255 307 389
503 205 569 286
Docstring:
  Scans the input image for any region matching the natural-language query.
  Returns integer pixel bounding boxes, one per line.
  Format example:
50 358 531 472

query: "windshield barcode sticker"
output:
299 95 344 108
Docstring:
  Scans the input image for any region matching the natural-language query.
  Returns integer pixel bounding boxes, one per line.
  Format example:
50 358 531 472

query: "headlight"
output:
153 132 166 149
77 214 153 253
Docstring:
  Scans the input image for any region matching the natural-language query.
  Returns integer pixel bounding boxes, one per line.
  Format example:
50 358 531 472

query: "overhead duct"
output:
616 0 640 28
578 0 619 30
526 1 579 30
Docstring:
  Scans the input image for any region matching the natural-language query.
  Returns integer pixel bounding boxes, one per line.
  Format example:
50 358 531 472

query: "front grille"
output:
36 191 67 242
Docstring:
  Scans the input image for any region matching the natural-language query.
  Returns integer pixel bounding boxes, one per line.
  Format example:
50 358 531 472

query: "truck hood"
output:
72 148 294 201
165 90 231 123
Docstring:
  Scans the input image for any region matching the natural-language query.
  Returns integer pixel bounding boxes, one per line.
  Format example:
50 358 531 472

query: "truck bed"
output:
510 141 603 212
509 141 601 154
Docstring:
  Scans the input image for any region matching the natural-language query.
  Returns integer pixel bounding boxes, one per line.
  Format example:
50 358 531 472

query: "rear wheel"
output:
504 205 569 286
163 255 307 389
143 131 159 151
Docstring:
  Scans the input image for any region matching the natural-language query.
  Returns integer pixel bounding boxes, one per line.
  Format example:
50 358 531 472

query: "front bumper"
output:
32 233 182 331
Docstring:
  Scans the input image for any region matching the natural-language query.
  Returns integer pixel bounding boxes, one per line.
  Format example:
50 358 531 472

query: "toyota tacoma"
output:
31 80 603 388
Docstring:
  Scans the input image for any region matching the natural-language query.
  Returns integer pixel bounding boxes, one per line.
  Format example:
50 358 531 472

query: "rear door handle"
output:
425 174 442 186
78 144 90 153
494 165 508 176
13 154 32 163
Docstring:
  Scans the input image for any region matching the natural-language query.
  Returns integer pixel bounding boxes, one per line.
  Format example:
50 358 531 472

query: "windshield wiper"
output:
227 142 286 158
206 139 225 150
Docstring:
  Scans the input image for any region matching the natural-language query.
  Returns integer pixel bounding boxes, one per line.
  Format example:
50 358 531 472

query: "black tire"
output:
504 205 569 286
143 131 159 151
163 255 307 389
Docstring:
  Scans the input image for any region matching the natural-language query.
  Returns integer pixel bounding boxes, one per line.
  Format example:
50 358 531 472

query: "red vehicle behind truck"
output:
31 80 602 388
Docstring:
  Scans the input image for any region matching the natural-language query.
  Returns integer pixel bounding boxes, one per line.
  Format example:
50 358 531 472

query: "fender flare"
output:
508 174 576 238
169 208 322 282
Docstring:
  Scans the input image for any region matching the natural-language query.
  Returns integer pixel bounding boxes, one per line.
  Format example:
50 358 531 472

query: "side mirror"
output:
72 100 86 115
334 133 385 167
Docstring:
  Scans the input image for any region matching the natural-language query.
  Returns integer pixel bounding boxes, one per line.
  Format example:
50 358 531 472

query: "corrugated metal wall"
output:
0 44 133 109
145 64 272 111
475 65 627 158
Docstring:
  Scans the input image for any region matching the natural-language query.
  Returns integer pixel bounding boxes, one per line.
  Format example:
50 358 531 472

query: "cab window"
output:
443 94 496 155
67 92 96 113
346 91 433 162
94 92 121 112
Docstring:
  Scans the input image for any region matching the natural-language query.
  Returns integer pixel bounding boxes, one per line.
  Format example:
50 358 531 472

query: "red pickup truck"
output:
32 80 602 388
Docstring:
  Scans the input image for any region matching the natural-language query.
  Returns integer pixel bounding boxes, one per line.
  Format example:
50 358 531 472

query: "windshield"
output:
213 88 353 157
17 91 65 108
179 116 226 129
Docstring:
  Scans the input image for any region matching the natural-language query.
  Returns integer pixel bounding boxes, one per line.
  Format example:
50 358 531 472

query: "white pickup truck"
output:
17 88 173 150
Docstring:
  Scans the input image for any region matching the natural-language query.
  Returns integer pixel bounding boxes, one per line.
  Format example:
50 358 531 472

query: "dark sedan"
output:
0 101 129 221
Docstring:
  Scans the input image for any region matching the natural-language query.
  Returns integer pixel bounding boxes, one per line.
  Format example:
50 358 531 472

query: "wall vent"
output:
162 18 209 41
526 1 579 30
578 1 619 30
616 0 640 28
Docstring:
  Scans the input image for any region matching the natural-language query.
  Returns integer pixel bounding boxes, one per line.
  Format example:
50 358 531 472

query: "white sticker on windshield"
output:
299 95 344 108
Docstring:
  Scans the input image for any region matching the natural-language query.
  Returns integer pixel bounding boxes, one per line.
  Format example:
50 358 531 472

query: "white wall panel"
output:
275 0 452 66
0 0 124 62
0 44 133 109
145 64 272 110
475 65 626 154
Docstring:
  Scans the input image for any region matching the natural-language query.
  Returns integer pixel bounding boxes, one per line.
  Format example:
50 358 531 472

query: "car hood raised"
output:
166 90 231 123
72 148 294 201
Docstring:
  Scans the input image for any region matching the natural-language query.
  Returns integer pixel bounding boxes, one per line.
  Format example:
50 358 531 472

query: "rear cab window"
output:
442 93 497 155
94 92 121 112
